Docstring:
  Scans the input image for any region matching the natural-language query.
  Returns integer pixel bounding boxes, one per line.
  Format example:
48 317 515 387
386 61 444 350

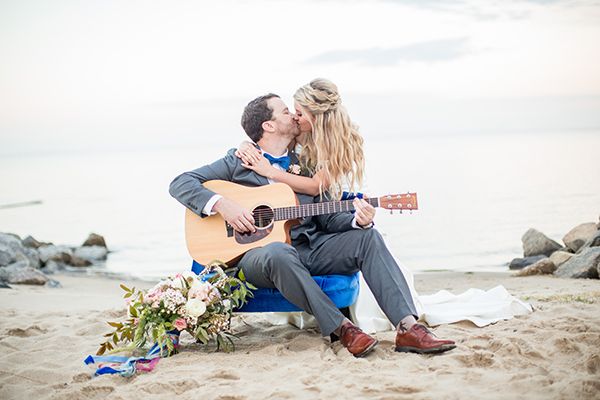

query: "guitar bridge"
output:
225 222 234 237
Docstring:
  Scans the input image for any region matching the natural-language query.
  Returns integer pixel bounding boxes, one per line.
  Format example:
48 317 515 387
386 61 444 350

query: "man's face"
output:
267 97 300 138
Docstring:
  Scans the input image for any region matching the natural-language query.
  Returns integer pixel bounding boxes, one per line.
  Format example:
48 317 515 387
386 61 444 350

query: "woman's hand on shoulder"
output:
241 156 277 179
235 141 262 165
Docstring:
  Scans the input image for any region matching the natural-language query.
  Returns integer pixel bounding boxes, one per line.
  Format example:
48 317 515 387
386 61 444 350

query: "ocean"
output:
1 131 598 280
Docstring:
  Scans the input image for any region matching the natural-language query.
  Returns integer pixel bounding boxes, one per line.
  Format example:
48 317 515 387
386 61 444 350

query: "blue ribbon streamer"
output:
84 333 179 377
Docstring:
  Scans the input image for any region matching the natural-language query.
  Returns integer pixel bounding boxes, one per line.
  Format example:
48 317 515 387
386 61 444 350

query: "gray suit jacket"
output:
169 148 356 249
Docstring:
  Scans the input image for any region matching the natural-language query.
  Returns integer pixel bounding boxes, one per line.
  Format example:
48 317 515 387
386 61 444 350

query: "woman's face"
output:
294 102 313 134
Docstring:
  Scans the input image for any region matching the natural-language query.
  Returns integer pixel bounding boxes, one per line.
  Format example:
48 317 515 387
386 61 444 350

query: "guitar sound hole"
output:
253 205 274 228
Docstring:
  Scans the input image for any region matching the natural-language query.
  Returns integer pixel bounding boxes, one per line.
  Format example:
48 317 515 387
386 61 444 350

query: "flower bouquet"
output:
96 261 255 357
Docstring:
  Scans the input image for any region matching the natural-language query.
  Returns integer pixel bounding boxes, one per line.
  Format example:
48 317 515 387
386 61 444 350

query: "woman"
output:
236 78 364 199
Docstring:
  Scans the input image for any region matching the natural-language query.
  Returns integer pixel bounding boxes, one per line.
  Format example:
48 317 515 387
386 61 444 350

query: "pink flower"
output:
173 318 187 331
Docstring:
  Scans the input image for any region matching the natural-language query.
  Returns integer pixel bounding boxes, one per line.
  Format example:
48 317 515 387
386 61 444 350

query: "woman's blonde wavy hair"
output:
294 78 365 199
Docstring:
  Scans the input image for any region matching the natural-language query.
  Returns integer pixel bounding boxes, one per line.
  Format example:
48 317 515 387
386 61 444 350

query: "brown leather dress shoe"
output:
339 322 378 358
395 324 456 354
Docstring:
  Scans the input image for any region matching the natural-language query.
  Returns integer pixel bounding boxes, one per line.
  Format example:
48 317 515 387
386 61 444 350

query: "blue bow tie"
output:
263 153 291 170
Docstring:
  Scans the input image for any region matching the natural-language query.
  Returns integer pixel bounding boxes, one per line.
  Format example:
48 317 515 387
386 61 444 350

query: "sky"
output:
1 0 600 155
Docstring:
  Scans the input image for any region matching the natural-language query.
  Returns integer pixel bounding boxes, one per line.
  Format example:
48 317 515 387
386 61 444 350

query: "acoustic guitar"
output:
185 180 418 265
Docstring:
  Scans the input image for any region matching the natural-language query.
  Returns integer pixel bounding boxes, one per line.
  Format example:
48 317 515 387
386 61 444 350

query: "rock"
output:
69 255 92 267
15 247 41 269
0 232 40 268
522 228 562 257
42 260 67 274
514 258 557 276
45 279 62 288
0 281 11 289
549 251 574 268
0 249 12 267
74 245 107 262
0 233 25 266
0 261 49 285
82 233 107 248
38 245 73 264
563 223 599 252
576 230 600 254
509 255 546 270
554 247 600 279
22 235 46 249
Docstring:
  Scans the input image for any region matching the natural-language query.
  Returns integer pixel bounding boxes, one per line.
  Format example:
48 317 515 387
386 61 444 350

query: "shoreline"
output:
1 271 600 399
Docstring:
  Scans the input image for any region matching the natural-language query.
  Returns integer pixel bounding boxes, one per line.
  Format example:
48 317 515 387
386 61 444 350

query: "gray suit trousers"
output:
238 229 417 336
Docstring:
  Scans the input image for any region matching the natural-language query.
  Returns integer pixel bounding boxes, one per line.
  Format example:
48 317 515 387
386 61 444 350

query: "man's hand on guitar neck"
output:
213 197 257 233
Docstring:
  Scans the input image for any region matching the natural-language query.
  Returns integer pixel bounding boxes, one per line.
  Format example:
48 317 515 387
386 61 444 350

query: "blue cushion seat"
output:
191 260 359 312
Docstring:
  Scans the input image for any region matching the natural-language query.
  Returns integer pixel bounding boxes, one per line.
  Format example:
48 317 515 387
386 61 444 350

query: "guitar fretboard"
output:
273 197 380 221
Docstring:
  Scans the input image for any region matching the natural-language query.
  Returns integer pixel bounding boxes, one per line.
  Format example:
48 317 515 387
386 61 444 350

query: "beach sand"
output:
1 271 600 400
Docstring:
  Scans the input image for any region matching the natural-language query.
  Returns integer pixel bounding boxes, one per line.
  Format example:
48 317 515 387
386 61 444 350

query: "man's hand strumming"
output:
213 198 256 233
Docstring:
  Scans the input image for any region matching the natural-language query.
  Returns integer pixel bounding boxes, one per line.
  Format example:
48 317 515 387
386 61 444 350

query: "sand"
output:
1 271 600 400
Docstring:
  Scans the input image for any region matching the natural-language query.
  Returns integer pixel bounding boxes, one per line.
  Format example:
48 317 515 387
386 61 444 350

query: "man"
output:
169 94 455 357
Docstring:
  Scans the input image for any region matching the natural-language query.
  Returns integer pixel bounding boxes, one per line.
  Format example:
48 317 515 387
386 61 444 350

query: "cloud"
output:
306 37 470 66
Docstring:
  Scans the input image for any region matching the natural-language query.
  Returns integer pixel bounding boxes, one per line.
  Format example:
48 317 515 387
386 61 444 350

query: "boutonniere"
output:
287 164 302 175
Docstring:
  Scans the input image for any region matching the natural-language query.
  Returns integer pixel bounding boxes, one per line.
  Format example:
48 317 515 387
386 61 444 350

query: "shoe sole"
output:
354 340 379 358
395 344 456 354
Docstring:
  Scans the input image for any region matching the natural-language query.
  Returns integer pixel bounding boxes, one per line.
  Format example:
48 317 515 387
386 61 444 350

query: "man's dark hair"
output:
241 93 280 142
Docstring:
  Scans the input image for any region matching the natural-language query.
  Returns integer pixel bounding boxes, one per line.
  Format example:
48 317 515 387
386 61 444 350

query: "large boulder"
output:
0 233 24 266
0 249 12 267
508 255 546 270
522 228 562 257
576 230 600 254
563 223 599 252
38 245 73 264
514 258 557 276
549 251 574 268
74 245 107 262
15 247 41 269
0 260 49 285
554 247 600 279
82 233 107 248
0 232 39 268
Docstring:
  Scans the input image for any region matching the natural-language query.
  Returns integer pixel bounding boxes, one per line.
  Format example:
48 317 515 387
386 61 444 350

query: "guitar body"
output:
185 180 299 265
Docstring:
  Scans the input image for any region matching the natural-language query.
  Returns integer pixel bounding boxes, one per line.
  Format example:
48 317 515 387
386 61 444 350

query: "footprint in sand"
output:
586 354 600 374
72 373 92 383
455 351 495 368
384 384 422 394
6 325 48 337
210 370 240 380
80 385 115 399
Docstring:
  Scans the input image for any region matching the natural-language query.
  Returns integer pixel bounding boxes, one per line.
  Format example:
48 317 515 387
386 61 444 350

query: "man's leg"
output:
238 242 345 337
299 229 418 327
299 229 455 354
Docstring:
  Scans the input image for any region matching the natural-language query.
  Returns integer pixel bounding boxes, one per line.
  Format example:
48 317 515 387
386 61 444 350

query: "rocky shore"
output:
0 232 109 288
509 217 600 279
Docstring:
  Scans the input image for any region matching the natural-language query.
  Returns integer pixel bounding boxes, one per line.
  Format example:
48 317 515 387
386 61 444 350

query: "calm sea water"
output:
1 131 598 279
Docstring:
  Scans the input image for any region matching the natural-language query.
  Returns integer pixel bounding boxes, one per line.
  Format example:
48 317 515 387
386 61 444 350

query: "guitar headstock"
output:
378 193 418 211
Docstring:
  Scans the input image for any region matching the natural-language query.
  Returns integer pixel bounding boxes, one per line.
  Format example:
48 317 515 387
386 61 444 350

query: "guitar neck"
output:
273 198 380 221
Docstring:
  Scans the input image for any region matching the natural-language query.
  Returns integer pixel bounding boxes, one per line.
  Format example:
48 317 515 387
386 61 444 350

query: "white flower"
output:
185 298 207 318
168 278 184 290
